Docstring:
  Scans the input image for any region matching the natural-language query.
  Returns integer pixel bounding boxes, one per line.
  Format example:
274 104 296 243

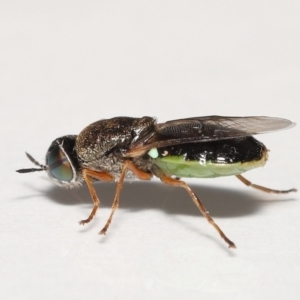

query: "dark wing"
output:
124 116 295 157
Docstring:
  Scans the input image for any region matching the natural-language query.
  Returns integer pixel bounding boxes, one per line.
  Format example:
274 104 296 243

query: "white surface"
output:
1 1 299 299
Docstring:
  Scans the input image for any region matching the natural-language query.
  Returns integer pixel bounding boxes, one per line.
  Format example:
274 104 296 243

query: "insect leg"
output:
152 167 235 248
99 161 152 235
79 169 114 225
236 174 297 194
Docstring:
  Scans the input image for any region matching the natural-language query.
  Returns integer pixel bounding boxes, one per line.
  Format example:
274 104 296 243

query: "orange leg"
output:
79 169 114 225
158 174 236 248
99 161 152 235
236 174 297 194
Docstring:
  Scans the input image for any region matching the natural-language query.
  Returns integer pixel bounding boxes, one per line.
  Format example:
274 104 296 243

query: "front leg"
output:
79 169 114 225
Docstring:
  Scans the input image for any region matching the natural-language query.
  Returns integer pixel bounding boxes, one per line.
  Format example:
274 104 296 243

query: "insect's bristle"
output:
25 152 41 166
16 168 45 173
16 152 47 173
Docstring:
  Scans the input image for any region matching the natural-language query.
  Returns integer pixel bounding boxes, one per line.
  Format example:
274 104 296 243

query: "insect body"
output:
151 136 267 178
17 116 296 248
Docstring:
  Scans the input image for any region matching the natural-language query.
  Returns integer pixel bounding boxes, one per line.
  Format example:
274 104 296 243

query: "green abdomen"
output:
152 137 267 178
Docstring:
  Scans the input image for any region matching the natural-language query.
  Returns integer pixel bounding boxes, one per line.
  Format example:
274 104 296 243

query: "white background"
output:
1 1 299 299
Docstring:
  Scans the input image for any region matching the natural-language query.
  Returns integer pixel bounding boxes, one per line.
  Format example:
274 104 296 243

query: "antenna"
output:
16 152 47 173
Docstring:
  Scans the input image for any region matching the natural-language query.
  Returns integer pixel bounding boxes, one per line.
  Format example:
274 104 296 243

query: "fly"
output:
16 116 297 248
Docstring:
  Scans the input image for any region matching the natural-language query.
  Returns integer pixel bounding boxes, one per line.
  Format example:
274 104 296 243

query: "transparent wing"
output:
156 116 295 137
125 116 295 157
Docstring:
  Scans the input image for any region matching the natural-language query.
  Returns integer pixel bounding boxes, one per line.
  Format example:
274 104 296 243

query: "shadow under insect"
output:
41 180 293 219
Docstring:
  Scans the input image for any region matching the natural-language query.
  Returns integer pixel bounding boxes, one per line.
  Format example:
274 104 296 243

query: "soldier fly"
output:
16 116 297 248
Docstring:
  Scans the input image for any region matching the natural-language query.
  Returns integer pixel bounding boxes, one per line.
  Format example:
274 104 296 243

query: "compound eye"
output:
46 145 74 182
